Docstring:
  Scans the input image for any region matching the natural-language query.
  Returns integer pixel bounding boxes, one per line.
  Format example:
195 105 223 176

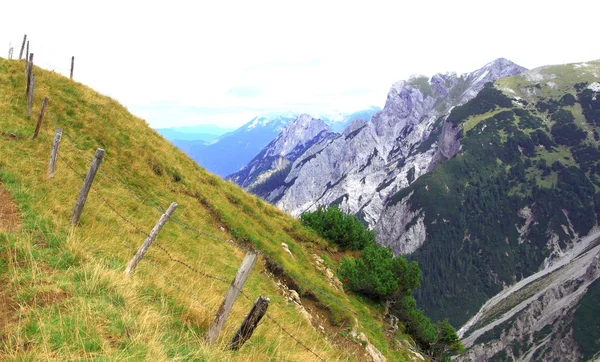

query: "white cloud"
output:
1 0 599 128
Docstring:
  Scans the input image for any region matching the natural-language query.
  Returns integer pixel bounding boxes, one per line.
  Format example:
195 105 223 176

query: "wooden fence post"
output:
48 128 63 178
70 148 104 225
206 250 257 344
70 56 74 80
25 41 29 64
229 296 270 350
18 35 26 60
8 44 13 59
27 75 35 118
124 202 178 275
33 97 48 139
26 53 33 98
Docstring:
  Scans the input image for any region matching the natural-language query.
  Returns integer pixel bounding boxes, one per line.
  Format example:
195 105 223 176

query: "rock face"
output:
227 114 336 190
256 59 525 244
456 236 600 362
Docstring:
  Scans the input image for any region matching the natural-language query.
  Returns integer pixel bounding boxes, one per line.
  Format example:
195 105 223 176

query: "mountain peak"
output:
278 114 331 144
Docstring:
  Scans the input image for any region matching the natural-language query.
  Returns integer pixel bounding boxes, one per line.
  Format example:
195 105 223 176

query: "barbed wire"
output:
41 92 432 360
58 144 426 360
264 314 326 362
58 149 215 311
56 149 324 361
60 132 167 214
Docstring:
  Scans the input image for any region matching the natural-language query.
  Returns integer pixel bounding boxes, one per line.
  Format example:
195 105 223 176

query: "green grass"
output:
496 60 600 101
0 58 417 361
462 108 508 133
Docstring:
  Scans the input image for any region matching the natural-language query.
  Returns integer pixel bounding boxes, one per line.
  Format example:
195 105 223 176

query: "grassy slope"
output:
0 58 416 361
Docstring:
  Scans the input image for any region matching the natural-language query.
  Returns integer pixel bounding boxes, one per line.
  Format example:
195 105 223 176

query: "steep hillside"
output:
456 235 600 361
381 60 600 351
0 57 424 361
228 114 337 191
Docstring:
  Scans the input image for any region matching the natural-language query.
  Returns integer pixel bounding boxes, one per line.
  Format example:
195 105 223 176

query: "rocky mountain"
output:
227 114 337 190
174 112 297 176
170 108 379 177
456 233 600 361
314 106 381 133
252 58 524 223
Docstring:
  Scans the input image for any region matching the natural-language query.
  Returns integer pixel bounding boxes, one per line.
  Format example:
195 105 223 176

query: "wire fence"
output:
2 50 437 361
57 129 434 361
54 143 327 361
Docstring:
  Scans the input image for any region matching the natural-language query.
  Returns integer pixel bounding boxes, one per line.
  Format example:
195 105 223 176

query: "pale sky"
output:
2 0 599 128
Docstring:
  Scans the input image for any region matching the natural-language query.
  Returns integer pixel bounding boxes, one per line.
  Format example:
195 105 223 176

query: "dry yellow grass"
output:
0 57 416 361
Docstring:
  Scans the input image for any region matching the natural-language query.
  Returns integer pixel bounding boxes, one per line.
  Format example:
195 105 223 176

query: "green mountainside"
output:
0 57 426 361
387 60 600 328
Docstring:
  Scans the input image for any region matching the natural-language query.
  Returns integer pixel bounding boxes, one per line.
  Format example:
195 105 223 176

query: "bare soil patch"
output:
0 132 25 140
0 183 21 233
33 289 71 307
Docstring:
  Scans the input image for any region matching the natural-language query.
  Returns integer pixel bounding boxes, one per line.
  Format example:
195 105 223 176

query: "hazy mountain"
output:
156 125 234 142
171 108 379 177
227 114 337 190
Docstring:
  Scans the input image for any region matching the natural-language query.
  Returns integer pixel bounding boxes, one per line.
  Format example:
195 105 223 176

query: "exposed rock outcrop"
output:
228 114 337 190
255 59 525 255
457 237 600 361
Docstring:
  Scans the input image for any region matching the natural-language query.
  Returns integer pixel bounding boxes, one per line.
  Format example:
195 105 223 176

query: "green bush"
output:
338 244 420 299
300 205 375 250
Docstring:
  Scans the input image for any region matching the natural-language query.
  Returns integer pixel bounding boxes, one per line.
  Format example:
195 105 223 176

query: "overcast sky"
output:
2 0 599 129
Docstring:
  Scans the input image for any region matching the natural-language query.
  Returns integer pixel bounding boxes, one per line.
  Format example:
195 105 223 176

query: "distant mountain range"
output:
160 108 380 177
156 124 234 142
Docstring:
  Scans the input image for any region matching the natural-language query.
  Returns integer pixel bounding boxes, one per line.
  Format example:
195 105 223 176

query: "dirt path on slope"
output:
0 183 20 233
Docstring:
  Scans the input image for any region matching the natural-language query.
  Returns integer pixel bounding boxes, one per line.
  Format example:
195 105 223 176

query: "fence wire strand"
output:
56 149 325 361
59 145 430 360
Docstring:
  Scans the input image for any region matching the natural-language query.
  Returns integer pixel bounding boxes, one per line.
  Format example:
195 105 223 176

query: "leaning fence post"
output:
124 202 178 275
32 97 48 139
25 53 33 99
48 128 63 178
229 296 270 350
206 250 258 345
70 56 74 80
70 148 104 225
18 34 26 60
27 75 35 118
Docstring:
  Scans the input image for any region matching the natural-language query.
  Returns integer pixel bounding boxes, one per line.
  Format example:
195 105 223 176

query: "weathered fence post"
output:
229 296 270 350
26 53 33 98
70 56 74 80
32 97 48 139
48 128 63 178
8 44 13 59
27 75 35 118
124 202 178 275
18 35 26 60
70 148 104 225
206 250 258 344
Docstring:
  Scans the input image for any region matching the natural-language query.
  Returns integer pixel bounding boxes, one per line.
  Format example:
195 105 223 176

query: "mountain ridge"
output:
228 114 337 190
